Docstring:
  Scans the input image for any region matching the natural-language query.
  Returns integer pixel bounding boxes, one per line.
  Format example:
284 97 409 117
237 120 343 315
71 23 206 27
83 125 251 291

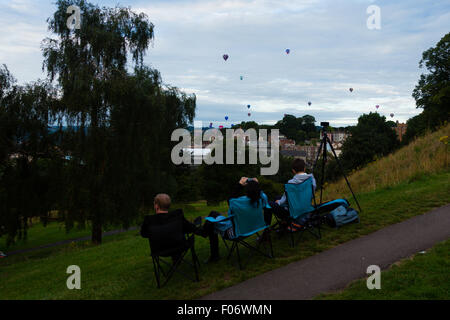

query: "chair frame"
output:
214 207 274 270
149 232 201 289
273 178 322 247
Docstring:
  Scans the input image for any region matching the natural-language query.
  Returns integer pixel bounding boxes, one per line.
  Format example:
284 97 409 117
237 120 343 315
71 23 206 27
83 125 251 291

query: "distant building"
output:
321 130 349 143
280 150 307 163
279 138 296 150
332 131 348 143
395 122 407 142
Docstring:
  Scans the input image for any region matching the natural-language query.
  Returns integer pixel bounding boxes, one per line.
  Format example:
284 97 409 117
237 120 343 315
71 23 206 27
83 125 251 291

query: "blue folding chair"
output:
281 178 323 247
206 194 274 269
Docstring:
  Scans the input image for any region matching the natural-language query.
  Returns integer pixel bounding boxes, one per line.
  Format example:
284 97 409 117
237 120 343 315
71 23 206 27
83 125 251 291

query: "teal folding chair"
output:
207 195 274 269
282 178 322 247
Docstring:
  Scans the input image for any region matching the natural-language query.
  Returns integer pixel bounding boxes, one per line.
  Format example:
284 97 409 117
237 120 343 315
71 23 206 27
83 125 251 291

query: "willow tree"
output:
104 66 195 228
42 0 155 243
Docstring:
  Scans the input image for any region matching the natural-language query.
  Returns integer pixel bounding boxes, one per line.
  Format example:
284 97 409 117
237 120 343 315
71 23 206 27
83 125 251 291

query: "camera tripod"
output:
312 126 362 212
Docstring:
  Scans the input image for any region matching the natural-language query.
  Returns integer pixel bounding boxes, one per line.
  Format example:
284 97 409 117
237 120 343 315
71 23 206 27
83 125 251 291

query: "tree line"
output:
0 0 195 245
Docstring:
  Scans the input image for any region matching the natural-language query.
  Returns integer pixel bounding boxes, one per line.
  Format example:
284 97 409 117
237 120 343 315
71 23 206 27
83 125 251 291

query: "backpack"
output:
325 205 360 228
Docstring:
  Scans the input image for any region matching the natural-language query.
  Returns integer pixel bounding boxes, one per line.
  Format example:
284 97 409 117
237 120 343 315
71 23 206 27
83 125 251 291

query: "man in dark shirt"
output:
140 194 198 238
140 194 200 263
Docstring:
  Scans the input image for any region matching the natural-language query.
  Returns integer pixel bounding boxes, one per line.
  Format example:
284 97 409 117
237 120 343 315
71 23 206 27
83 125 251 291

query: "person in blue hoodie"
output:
271 158 316 224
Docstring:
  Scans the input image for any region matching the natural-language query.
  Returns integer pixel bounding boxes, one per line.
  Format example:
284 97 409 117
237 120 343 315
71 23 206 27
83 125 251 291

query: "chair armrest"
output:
204 215 234 223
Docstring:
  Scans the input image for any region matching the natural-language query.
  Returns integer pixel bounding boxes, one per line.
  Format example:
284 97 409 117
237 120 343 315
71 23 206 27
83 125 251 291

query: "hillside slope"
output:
323 124 450 201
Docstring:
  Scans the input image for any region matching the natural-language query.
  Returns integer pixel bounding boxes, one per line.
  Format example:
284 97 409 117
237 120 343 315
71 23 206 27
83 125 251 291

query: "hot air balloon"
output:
247 105 251 109
308 102 312 106
248 113 251 117
219 125 224 129
349 88 354 92
240 76 243 80
225 116 229 121
286 49 290 54
376 105 380 109
209 122 213 128
223 54 229 61
390 113 394 118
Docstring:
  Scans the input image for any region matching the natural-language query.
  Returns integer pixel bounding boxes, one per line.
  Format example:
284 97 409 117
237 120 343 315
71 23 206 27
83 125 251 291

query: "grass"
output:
1 170 449 299
0 222 91 254
316 240 450 300
0 202 227 254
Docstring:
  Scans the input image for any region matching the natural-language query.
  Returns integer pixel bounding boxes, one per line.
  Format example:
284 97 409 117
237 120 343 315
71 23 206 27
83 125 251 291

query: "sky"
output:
0 0 449 127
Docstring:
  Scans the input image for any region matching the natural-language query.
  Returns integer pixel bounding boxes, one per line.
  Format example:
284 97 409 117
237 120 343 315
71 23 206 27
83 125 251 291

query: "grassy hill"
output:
323 123 449 201
0 126 449 300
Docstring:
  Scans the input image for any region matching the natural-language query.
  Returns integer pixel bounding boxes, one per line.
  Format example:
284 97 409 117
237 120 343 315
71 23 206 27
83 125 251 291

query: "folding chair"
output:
272 178 322 247
145 210 200 288
207 196 274 270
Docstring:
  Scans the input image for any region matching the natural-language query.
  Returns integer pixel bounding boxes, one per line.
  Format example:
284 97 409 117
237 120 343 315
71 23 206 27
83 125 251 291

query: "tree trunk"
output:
91 218 102 244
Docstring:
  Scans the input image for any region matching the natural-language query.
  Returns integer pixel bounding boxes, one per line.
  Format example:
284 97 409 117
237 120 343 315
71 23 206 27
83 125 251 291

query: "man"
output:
140 194 200 262
271 158 316 223
140 194 199 237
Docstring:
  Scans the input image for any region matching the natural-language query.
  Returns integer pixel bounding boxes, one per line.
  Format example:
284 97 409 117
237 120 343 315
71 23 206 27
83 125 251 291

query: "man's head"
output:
292 158 306 174
154 194 171 214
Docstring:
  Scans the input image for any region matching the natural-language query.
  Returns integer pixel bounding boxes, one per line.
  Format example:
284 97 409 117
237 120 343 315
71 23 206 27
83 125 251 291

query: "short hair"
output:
154 194 171 211
292 158 306 173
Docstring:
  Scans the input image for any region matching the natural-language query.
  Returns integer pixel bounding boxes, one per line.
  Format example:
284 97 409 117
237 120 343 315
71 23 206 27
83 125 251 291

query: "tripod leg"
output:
327 137 362 212
312 138 326 205
320 139 328 204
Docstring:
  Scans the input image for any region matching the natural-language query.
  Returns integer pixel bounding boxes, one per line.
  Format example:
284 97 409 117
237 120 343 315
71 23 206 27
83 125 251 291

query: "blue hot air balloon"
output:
223 54 229 61
308 102 312 106
247 105 251 109
225 116 229 121
286 49 290 54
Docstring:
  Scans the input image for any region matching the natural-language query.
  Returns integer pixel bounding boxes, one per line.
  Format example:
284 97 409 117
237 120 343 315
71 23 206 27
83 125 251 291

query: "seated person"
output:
140 194 201 262
270 159 316 225
198 178 272 263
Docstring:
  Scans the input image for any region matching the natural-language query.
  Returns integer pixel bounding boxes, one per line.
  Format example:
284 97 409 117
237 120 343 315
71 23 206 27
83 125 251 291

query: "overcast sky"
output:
1 0 449 127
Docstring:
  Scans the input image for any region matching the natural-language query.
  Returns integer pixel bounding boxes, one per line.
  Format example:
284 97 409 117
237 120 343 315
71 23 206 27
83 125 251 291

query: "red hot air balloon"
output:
223 54 229 61
376 105 380 109
219 125 224 129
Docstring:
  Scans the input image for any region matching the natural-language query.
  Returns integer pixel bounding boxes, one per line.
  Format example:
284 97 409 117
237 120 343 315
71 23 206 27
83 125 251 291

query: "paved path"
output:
202 204 450 300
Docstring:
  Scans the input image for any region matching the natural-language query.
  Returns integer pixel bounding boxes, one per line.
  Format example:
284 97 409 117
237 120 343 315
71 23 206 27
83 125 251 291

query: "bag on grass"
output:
326 205 360 228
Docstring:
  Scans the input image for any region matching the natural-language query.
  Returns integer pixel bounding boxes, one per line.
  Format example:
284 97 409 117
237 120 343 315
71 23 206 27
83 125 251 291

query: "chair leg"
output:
152 256 161 289
290 230 295 247
235 242 242 270
268 232 274 258
191 248 200 282
227 242 236 260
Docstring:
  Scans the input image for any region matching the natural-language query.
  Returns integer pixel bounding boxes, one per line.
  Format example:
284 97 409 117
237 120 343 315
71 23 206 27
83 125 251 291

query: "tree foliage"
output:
340 112 399 172
274 114 319 143
408 32 450 141
0 65 60 245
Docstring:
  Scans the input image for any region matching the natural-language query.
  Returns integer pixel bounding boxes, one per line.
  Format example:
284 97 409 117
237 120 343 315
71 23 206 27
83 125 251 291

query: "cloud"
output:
0 0 448 126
